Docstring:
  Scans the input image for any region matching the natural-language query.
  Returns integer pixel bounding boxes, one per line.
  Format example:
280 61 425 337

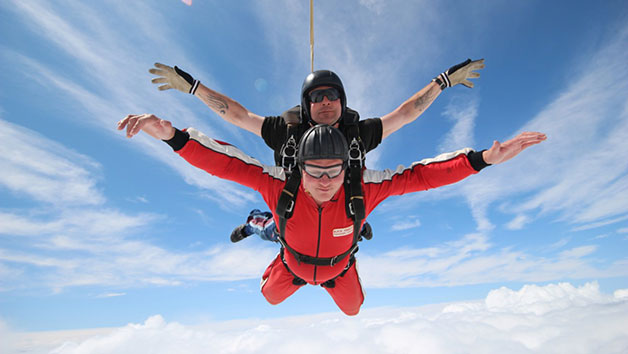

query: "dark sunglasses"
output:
308 88 340 103
302 163 346 179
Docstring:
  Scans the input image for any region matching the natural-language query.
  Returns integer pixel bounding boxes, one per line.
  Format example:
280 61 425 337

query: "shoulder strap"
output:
275 169 302 261
278 106 303 171
342 106 366 248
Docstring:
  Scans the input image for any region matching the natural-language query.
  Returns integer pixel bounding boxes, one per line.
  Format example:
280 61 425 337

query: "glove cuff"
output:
190 80 200 95
432 73 449 90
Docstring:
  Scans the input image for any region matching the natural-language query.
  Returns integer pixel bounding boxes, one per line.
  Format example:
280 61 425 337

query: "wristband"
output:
432 73 448 91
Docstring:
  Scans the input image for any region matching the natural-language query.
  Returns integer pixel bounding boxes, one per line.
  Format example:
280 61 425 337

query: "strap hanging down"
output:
310 0 315 72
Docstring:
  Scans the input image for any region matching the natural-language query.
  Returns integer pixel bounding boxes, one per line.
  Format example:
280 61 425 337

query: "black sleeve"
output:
358 118 384 153
163 128 190 151
467 149 490 171
261 116 288 153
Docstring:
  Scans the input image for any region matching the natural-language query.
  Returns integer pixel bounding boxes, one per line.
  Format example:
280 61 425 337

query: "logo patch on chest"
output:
332 225 353 237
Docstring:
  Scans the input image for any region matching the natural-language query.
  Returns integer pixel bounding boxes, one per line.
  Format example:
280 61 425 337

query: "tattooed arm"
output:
194 83 264 136
149 63 264 136
379 81 442 140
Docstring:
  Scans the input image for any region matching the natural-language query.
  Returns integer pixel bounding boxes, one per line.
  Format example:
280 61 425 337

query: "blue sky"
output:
1 0 628 351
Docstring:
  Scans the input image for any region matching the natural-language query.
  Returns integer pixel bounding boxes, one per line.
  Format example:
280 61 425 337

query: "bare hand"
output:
117 114 175 140
482 132 547 165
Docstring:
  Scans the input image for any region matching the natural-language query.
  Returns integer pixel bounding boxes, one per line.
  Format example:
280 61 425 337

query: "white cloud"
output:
438 95 478 153
4 282 627 354
3 0 258 210
390 218 421 231
0 119 104 206
358 233 628 288
251 1 446 123
0 118 274 292
570 214 628 232
505 214 530 230
96 293 126 298
451 22 628 231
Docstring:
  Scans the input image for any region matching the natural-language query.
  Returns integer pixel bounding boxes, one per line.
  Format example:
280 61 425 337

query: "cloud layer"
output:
5 282 627 354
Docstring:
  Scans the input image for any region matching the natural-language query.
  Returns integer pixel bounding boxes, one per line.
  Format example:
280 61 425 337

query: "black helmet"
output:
297 124 348 166
300 70 347 124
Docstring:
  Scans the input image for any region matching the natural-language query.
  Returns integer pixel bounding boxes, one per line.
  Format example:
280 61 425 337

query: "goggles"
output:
302 162 346 179
308 87 340 103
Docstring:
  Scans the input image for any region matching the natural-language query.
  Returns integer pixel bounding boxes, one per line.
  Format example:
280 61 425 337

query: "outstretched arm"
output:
380 59 485 140
117 114 283 195
149 63 265 136
363 131 546 210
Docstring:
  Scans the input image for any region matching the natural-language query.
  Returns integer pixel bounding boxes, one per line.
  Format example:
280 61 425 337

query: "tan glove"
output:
433 58 485 89
149 63 200 94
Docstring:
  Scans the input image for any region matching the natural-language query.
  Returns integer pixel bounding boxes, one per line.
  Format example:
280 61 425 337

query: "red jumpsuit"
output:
171 128 481 315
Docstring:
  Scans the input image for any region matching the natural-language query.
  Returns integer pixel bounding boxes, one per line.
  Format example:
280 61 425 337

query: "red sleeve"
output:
175 128 286 201
362 148 478 213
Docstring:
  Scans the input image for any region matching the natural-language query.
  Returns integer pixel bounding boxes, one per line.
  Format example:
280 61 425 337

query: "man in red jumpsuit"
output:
118 114 546 316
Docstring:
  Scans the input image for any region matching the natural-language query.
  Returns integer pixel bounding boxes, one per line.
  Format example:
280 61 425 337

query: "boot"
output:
359 222 373 241
230 224 250 243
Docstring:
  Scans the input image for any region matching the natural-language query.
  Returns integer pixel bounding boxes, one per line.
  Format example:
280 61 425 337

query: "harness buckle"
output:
348 138 362 168
281 135 298 171
286 200 294 213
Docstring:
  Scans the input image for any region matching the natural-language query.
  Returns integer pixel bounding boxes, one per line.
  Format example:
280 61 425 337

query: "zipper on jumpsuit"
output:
312 205 323 285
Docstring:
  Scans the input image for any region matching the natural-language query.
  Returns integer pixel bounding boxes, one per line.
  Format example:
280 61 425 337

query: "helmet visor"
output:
302 162 345 179
308 88 340 103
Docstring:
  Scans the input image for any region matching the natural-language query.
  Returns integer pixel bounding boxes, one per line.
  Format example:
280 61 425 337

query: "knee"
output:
341 304 361 316
261 283 287 305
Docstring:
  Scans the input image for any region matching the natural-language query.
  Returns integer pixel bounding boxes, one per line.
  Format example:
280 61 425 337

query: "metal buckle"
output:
330 255 338 266
286 200 294 213
281 136 298 171
348 138 362 168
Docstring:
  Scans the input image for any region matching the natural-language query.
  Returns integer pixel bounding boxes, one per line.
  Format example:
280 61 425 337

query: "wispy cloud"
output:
359 233 628 288
390 217 421 231
5 282 627 354
3 0 258 209
96 293 126 298
505 214 531 230
0 119 104 206
438 95 478 152
461 24 628 231
375 21 628 236
0 118 274 292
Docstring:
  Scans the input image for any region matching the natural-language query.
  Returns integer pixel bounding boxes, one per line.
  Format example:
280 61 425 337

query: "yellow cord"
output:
310 0 314 72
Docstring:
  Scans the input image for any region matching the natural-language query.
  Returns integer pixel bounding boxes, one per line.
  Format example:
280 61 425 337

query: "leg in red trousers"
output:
260 253 304 305
323 260 365 316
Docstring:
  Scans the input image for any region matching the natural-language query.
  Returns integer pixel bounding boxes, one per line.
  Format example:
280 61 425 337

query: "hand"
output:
482 131 547 165
117 114 176 140
434 58 485 89
149 63 200 94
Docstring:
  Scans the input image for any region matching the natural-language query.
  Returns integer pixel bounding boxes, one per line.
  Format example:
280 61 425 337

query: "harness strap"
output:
280 248 356 288
280 248 307 286
276 170 301 245
279 109 301 171
279 237 358 266
320 255 356 288
343 118 366 250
